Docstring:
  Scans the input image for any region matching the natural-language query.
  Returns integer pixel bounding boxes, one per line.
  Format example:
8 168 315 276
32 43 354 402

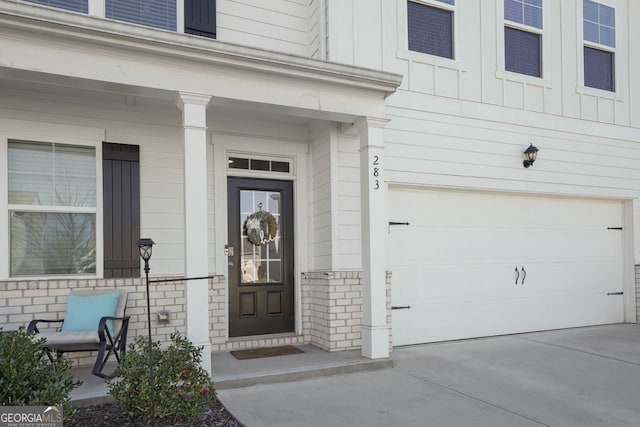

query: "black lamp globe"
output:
137 238 155 263
523 144 539 168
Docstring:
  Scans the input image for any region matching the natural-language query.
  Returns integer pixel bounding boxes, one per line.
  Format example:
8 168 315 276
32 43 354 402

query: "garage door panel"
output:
394 292 622 346
390 189 624 346
393 265 525 302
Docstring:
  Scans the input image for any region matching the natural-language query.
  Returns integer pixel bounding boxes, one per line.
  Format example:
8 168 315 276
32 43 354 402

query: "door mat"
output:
230 345 304 360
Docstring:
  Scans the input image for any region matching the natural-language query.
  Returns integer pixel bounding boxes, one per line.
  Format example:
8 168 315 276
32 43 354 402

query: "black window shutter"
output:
185 0 216 39
103 142 140 278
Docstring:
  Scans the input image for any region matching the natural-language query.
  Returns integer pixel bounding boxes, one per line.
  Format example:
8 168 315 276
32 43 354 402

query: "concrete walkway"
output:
218 324 640 427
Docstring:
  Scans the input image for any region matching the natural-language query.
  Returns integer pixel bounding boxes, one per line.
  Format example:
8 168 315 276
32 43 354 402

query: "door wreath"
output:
244 210 278 246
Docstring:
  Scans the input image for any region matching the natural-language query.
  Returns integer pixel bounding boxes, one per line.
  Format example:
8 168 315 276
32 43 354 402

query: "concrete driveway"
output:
218 324 640 427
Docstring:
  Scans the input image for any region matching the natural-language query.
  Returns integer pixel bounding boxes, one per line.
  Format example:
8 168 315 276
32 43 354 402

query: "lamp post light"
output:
136 238 155 422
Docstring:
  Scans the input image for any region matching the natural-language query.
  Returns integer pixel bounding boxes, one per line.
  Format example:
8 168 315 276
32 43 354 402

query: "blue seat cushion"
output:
61 292 120 332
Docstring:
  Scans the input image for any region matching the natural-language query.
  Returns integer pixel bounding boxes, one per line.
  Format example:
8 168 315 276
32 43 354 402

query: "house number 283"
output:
373 155 380 190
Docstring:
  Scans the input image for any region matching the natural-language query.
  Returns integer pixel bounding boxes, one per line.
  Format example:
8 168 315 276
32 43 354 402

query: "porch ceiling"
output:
0 1 402 124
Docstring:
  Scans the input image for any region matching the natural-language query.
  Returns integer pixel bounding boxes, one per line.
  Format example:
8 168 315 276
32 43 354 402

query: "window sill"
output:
495 70 551 89
575 85 623 102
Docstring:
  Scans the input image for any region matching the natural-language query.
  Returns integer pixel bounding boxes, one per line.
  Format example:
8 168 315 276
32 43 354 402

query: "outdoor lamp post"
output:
136 238 155 422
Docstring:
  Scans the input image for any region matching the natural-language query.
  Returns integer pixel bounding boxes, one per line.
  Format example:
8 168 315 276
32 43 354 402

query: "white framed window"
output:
7 140 98 277
22 0 88 13
503 0 543 78
105 0 177 31
582 0 615 92
406 0 456 60
21 0 190 33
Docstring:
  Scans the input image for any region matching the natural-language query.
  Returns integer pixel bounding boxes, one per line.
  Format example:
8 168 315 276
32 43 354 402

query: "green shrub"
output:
108 332 216 423
0 327 81 419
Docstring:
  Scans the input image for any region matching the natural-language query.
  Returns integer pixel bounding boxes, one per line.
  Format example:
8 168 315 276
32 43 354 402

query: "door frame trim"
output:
227 176 295 336
212 137 309 340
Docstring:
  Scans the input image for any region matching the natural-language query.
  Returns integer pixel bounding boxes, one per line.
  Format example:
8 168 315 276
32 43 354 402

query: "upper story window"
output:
23 0 87 13
583 0 615 91
22 0 217 38
8 140 97 276
504 0 542 77
106 0 176 31
407 0 455 60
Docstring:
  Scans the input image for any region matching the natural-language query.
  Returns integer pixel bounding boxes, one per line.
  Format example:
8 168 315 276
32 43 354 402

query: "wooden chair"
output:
27 289 130 379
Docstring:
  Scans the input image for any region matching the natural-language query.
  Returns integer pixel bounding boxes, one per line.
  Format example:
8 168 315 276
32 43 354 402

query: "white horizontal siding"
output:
308 0 320 59
217 0 311 56
0 88 312 279
335 133 361 271
385 104 640 200
310 122 332 270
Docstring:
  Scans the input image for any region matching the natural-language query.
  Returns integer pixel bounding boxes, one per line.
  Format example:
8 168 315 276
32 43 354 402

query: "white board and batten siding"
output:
389 188 625 346
380 0 635 126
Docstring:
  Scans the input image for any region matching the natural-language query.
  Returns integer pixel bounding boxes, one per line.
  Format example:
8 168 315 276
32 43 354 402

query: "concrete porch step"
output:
212 345 393 389
70 345 392 405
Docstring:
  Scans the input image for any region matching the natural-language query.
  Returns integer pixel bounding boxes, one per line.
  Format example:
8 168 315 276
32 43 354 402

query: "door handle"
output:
515 267 519 285
521 267 526 285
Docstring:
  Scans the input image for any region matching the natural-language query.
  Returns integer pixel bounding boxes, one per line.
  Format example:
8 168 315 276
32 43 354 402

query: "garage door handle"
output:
607 292 623 296
515 267 519 285
521 267 526 285
391 305 411 310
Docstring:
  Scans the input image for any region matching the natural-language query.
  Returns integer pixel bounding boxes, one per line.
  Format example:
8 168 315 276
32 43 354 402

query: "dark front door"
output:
228 178 294 337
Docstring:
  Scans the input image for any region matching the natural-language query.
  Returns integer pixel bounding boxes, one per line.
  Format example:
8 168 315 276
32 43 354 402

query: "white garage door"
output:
389 189 625 346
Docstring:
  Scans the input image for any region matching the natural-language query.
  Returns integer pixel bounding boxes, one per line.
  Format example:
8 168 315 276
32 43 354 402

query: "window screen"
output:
584 46 614 91
504 27 541 77
106 0 177 31
407 1 454 59
23 0 88 13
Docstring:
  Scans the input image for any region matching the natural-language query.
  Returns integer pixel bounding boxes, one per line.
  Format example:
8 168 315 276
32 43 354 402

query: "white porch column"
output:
176 92 212 374
356 117 390 359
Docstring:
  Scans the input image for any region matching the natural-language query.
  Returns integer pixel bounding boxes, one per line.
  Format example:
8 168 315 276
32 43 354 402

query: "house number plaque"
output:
373 155 381 190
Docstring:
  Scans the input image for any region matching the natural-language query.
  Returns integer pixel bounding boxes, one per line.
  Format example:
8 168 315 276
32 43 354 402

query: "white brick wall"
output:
0 276 223 367
302 271 392 353
0 271 396 364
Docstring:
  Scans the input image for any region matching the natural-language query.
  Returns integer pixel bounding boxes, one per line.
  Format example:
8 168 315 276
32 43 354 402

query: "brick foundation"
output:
0 276 223 367
302 271 392 353
1 270 393 366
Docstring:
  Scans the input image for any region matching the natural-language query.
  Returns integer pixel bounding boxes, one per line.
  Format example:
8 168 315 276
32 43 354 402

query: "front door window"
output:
240 190 282 284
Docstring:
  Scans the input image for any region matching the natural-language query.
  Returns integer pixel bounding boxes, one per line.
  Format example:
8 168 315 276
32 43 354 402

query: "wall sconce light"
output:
523 144 539 168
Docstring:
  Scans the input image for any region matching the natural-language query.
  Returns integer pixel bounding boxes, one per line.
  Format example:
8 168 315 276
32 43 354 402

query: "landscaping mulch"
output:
67 400 244 427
